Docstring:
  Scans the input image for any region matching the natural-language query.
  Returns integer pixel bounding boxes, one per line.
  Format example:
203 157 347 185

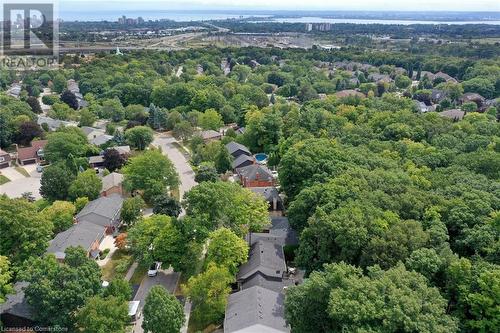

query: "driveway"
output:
0 177 41 199
153 134 197 200
132 267 180 333
0 167 26 181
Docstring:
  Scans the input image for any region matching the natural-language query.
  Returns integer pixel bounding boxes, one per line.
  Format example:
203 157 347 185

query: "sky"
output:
59 0 500 12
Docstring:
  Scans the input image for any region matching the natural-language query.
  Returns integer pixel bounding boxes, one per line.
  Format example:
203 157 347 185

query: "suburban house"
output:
46 194 123 260
89 155 105 168
248 187 283 212
76 194 123 234
110 145 131 156
46 220 106 260
0 282 35 328
17 140 48 165
236 164 275 188
6 83 22 99
67 79 88 109
224 286 289 333
81 126 114 146
250 216 299 247
226 141 252 159
199 129 222 142
225 222 300 333
439 109 465 121
232 154 255 170
0 149 12 169
38 115 78 131
334 89 365 99
101 172 124 197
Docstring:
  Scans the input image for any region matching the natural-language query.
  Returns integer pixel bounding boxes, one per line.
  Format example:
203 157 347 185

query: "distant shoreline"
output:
58 9 500 23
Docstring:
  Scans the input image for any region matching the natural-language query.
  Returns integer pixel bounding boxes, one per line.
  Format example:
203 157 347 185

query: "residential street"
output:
132 268 181 333
132 134 196 333
152 134 197 201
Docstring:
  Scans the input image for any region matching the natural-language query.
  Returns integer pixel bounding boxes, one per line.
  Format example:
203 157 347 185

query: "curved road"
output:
132 134 197 333
153 134 197 201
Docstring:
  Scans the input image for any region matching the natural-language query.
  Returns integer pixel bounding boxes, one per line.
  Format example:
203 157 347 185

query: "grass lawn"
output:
129 264 148 285
171 187 180 201
14 166 30 177
0 174 9 185
101 249 133 281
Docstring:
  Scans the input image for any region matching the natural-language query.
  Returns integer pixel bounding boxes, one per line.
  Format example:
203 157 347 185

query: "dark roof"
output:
232 155 254 170
17 140 48 161
250 217 299 247
0 282 33 321
76 194 123 227
46 222 105 260
237 240 286 281
224 286 289 333
225 141 251 157
431 89 448 102
248 187 280 203
236 164 273 182
240 272 289 293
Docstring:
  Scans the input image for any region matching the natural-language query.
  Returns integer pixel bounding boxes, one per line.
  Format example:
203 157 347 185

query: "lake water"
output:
270 17 500 25
57 10 500 25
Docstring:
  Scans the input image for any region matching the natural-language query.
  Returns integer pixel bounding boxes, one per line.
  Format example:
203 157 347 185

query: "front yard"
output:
101 249 134 281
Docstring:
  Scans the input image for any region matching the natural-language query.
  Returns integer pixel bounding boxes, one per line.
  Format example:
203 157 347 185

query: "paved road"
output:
152 134 197 200
133 134 196 333
132 267 181 333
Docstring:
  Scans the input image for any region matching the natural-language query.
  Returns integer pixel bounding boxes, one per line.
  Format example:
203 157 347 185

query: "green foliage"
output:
103 278 132 302
20 247 102 328
123 149 179 203
0 196 53 267
152 194 181 217
76 296 129 333
0 256 13 303
68 169 103 201
40 200 76 233
121 196 145 225
142 285 185 333
44 127 89 163
183 263 233 327
194 162 219 182
285 262 458 333
199 109 223 130
205 228 249 275
125 125 154 150
183 181 269 237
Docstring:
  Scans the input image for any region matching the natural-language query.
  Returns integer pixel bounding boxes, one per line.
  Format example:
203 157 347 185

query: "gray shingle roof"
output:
237 240 286 281
76 194 123 228
46 222 105 260
101 172 124 192
226 141 251 157
250 217 299 247
236 164 273 182
224 286 289 333
439 109 465 121
91 134 114 146
232 154 254 170
0 282 34 321
248 187 281 203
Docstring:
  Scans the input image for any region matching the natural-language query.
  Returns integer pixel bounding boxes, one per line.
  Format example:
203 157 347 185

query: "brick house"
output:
17 140 48 165
0 149 11 169
236 164 275 188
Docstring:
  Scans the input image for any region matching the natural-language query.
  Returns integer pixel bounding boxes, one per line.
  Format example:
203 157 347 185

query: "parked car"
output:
147 262 161 277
